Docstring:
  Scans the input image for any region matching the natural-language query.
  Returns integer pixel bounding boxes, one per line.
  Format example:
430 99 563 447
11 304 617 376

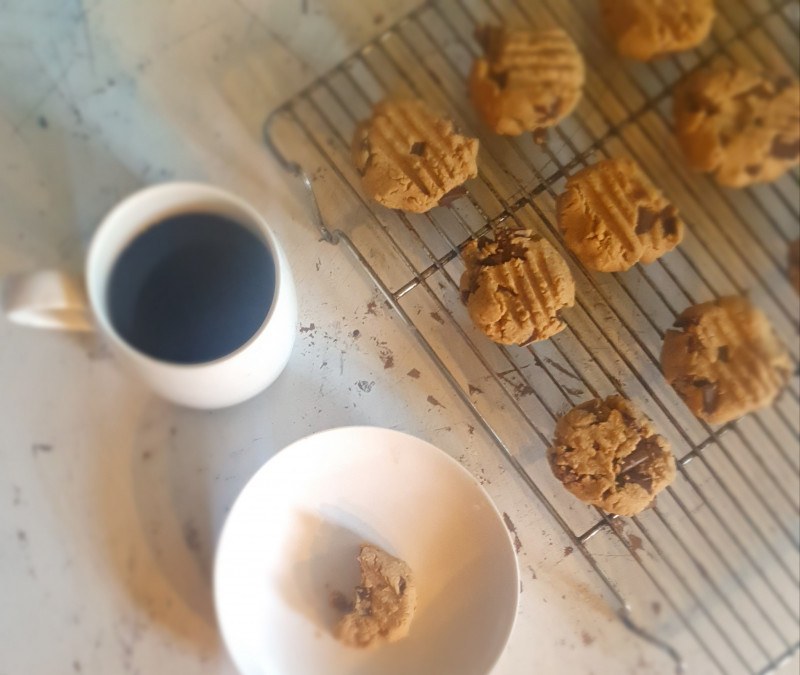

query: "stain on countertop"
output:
502 512 523 554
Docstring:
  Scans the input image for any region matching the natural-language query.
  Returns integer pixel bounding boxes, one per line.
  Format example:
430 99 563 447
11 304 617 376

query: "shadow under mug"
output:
2 182 297 409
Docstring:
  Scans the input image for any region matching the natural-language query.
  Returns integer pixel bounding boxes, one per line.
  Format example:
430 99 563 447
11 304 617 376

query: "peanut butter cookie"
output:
600 0 715 61
673 67 800 187
469 25 585 136
548 395 676 517
460 229 575 346
661 296 791 425
556 157 685 272
351 98 479 213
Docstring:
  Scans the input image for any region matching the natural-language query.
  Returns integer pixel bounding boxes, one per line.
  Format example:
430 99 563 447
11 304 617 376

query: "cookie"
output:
459 229 575 345
548 395 676 517
351 98 479 213
469 25 585 136
600 0 715 61
335 544 417 648
556 157 685 272
790 239 800 296
673 67 800 187
661 296 791 425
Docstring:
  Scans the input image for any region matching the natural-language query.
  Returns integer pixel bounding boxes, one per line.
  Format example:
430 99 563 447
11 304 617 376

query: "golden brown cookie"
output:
556 157 685 272
661 296 791 425
790 239 800 296
673 67 800 187
600 0 715 61
548 396 676 517
459 229 575 345
335 544 417 648
351 98 479 213
468 25 585 136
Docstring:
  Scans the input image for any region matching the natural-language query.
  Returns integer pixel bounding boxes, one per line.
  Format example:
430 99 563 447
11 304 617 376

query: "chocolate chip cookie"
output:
335 544 417 648
600 0 715 61
556 157 685 272
351 98 479 213
459 229 575 345
469 25 585 136
661 296 791 425
790 239 800 296
548 396 676 517
673 67 800 187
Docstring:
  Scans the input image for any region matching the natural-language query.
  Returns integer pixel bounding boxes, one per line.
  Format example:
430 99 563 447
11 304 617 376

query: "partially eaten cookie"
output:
335 543 417 648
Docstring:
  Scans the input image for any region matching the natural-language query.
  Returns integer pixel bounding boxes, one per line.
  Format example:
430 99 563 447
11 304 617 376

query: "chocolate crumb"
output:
410 141 426 156
717 345 729 362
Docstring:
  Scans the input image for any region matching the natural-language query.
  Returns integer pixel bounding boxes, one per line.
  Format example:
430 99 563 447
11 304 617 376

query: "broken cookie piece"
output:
335 544 417 648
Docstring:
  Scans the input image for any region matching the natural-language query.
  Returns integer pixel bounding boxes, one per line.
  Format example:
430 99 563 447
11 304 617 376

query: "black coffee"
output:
107 212 275 364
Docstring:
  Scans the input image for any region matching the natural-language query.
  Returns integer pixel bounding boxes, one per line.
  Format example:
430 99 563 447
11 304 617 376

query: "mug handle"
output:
2 270 94 332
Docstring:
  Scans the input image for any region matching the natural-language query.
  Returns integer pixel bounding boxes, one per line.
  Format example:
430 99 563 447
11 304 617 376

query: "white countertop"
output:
0 1 795 674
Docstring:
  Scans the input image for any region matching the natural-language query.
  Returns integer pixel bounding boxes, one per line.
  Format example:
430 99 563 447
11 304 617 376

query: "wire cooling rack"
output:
263 0 800 671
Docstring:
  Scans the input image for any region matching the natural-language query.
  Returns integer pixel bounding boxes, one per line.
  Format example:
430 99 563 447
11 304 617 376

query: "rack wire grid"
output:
263 0 800 672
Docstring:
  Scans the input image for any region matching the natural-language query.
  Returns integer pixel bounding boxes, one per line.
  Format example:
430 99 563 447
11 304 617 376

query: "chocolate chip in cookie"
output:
548 395 676 516
459 229 575 345
469 25 585 136
556 157 685 272
661 296 791 425
673 67 800 187
351 98 479 213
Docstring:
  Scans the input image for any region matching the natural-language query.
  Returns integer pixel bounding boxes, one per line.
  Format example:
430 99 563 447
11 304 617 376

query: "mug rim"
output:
86 181 284 370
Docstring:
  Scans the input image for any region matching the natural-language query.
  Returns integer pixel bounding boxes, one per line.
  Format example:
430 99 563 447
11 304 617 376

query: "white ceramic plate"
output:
214 426 519 675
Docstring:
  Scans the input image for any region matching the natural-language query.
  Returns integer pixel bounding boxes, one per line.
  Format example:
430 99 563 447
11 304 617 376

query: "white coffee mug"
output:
2 182 297 409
